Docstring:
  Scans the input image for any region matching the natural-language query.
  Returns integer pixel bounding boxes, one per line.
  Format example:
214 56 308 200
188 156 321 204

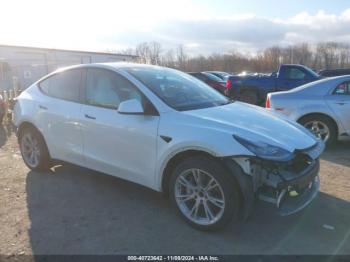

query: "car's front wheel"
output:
19 126 51 171
169 156 240 231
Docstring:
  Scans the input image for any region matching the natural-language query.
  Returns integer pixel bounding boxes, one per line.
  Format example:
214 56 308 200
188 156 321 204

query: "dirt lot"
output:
0 123 350 255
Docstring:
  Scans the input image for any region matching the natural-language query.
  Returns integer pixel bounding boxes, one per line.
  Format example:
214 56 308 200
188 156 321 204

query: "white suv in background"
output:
14 63 324 230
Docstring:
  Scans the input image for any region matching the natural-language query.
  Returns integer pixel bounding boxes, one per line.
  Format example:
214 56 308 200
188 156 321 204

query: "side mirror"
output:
118 99 144 115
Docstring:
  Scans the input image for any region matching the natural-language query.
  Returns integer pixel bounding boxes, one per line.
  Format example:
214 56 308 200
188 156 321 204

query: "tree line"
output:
120 41 350 74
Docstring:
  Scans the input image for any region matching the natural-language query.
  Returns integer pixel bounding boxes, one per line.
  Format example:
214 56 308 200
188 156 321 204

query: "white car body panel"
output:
268 76 350 140
155 102 317 190
16 86 85 165
81 103 159 189
14 63 320 192
324 93 350 134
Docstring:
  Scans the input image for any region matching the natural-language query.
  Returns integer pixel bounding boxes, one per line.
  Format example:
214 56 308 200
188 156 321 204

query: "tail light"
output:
265 96 270 108
226 79 232 89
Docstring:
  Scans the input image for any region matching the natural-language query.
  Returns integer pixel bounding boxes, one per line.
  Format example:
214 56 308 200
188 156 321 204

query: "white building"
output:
0 44 137 90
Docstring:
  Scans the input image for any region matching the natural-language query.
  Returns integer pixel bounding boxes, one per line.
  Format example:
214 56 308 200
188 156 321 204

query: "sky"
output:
1 0 350 55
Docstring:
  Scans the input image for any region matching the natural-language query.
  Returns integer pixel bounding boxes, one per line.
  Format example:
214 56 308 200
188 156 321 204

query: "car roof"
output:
285 75 350 95
205 71 225 73
55 62 167 72
320 68 350 72
46 62 179 78
101 62 161 69
33 62 172 85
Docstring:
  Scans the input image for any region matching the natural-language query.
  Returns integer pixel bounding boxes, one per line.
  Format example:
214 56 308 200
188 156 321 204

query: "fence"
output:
0 88 22 124
1 87 22 101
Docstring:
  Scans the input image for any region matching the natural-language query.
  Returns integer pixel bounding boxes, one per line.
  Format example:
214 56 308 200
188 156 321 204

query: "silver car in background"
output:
266 76 350 145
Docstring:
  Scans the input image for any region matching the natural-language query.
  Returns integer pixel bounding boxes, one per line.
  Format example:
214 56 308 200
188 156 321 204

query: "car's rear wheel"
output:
240 90 258 105
299 115 337 145
19 127 51 171
169 156 240 231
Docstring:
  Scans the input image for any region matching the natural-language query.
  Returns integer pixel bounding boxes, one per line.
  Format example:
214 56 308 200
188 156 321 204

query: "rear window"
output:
333 82 350 95
285 68 306 80
39 69 82 102
202 72 223 82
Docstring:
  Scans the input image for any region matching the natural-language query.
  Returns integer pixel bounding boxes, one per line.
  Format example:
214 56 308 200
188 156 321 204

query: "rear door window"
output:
333 82 350 95
39 69 82 102
285 68 306 80
202 72 222 81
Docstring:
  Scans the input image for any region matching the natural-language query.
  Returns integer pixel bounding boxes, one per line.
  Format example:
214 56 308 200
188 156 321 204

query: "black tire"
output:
298 115 337 146
240 90 258 105
19 126 52 172
169 156 241 231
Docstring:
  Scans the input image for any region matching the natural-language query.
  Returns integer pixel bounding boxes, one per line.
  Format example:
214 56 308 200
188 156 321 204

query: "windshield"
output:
205 71 230 79
215 71 230 77
125 66 231 111
202 72 224 82
302 66 320 78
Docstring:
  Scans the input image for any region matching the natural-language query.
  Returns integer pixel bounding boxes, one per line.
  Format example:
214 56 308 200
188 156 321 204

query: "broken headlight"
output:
233 135 294 162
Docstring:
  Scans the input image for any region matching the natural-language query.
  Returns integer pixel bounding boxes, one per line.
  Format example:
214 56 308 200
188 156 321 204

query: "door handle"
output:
39 105 48 110
335 102 346 105
84 114 96 120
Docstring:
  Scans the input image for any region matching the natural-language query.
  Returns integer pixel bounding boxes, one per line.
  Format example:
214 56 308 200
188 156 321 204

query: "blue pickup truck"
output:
226 64 321 105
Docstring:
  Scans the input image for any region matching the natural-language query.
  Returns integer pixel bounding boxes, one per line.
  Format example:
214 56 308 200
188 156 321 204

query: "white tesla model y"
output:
13 63 324 230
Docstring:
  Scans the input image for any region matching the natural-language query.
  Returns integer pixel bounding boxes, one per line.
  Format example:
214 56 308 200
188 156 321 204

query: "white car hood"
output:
184 102 317 152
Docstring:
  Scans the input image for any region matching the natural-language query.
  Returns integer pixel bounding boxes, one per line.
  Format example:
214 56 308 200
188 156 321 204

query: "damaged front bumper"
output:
278 176 319 216
257 159 320 216
232 140 324 217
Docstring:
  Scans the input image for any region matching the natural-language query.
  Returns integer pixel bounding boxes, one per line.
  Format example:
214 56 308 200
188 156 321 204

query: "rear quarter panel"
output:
13 87 37 129
269 93 347 137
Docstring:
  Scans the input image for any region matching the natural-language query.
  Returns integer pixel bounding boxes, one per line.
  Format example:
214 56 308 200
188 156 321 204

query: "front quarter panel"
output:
155 111 254 191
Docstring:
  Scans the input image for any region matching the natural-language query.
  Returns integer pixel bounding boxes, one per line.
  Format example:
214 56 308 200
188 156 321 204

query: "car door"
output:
80 68 159 188
325 81 350 134
277 67 308 91
36 69 84 165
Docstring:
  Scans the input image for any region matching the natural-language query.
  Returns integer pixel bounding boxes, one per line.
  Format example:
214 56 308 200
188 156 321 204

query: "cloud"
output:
103 9 350 55
1 1 350 55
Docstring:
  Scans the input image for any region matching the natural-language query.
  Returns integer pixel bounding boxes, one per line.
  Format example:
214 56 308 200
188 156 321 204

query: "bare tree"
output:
135 42 150 64
176 45 187 70
339 43 350 67
129 41 350 73
120 48 136 56
161 49 175 68
148 41 162 65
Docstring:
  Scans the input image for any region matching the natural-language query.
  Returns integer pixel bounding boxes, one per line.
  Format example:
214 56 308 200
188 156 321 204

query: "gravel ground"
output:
0 123 350 255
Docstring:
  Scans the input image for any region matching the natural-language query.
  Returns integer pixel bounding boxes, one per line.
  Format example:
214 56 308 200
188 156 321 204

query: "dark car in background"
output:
226 64 320 105
319 68 350 77
204 71 232 80
188 72 227 94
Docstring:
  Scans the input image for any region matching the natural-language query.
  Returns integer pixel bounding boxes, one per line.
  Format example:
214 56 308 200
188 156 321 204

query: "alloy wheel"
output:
21 132 41 168
304 120 330 142
174 168 225 226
